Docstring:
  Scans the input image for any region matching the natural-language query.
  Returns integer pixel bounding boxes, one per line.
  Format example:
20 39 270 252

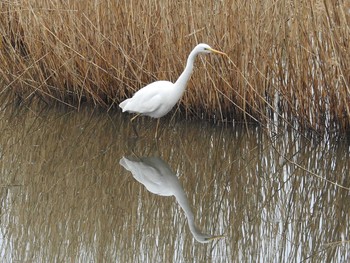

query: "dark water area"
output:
0 104 349 262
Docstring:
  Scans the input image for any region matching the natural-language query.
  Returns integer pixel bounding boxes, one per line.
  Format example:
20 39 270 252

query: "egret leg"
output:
130 113 140 137
155 119 160 139
131 122 139 137
131 113 140 122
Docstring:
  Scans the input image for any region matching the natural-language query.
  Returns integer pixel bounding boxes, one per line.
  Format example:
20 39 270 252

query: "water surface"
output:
0 105 349 262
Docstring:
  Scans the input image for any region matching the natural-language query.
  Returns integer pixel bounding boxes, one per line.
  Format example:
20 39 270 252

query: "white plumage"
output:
119 43 226 119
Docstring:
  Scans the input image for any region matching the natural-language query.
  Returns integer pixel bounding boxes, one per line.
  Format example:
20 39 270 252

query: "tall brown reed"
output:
0 0 349 131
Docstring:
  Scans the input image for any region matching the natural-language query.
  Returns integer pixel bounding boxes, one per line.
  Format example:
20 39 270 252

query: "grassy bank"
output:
1 0 349 132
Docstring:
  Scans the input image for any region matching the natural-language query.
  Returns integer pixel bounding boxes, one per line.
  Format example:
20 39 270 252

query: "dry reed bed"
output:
0 0 349 131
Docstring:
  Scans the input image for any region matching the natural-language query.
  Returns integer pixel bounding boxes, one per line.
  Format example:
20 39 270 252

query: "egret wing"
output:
120 81 173 116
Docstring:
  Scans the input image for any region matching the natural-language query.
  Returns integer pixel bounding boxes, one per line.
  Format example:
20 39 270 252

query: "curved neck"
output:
174 187 194 221
174 50 197 91
174 189 205 242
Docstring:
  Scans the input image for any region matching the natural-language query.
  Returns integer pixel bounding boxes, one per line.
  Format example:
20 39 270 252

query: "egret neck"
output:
173 187 203 241
173 49 198 99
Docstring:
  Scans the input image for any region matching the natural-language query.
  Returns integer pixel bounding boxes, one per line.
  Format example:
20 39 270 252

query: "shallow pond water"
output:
0 105 349 262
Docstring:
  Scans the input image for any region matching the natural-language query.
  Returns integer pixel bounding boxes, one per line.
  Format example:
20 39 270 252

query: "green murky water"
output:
0 104 349 262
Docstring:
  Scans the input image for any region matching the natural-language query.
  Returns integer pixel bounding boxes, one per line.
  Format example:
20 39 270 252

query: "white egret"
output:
119 43 226 135
119 155 224 243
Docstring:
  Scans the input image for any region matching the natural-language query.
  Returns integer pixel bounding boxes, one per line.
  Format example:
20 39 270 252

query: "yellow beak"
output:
208 48 227 56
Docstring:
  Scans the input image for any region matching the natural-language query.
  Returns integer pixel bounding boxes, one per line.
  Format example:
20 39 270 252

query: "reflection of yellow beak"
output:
208 48 227 56
206 235 226 241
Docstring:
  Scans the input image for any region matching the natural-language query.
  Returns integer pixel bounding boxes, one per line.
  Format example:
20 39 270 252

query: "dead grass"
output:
0 0 349 131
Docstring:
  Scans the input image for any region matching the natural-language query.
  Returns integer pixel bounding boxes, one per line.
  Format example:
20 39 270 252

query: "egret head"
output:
189 224 225 243
194 43 227 56
193 232 225 243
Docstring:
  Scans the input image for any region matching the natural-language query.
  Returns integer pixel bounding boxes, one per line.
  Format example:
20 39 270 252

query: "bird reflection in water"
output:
119 155 224 243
